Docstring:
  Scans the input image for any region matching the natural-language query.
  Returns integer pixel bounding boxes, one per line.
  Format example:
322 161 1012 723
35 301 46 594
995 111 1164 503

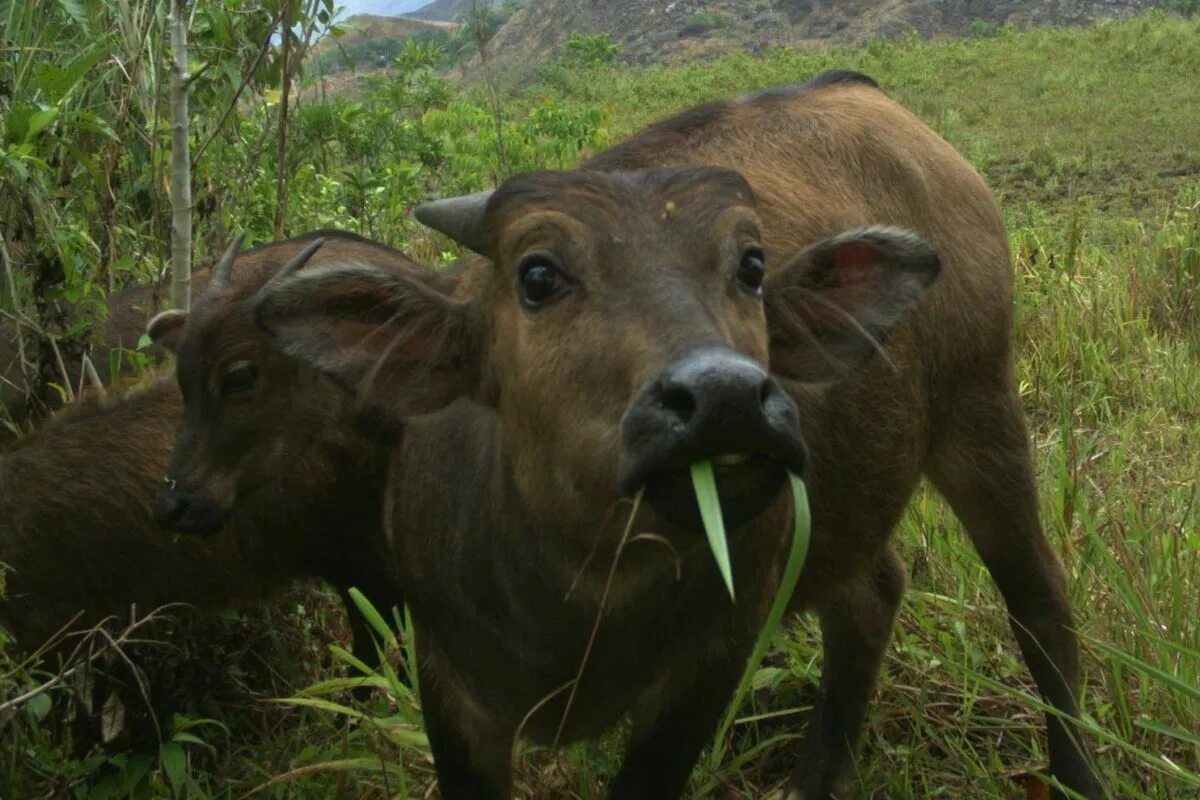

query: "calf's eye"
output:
737 248 766 295
220 361 259 397
518 256 567 310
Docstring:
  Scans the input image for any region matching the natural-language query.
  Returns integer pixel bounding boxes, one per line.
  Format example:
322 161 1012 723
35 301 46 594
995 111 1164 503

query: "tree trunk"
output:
167 0 192 310
466 0 509 181
273 1 293 240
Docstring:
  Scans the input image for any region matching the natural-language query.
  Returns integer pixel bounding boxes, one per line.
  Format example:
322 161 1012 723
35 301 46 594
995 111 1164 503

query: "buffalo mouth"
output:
615 347 808 535
618 450 802 536
154 486 230 536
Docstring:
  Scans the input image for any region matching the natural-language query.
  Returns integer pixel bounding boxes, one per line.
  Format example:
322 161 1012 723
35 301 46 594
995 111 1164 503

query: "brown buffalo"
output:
0 374 396 666
167 72 1100 799
0 234 412 681
146 230 457 533
144 230 458 673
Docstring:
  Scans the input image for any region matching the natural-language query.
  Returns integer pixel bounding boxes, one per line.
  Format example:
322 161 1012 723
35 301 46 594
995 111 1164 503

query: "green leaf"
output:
690 460 735 601
26 692 52 722
34 48 107 103
24 107 59 144
709 471 811 768
327 643 376 676
159 742 187 794
274 696 368 720
1084 633 1200 703
55 0 89 31
169 731 209 747
1136 717 1200 748
348 586 398 649
136 333 153 350
5 106 32 144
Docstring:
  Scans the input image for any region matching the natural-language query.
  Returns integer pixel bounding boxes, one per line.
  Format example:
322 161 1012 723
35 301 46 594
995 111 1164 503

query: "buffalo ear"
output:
254 264 479 417
764 226 940 382
146 310 188 353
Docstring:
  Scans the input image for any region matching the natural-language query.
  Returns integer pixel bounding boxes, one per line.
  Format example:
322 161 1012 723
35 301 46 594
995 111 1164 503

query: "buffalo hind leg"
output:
928 379 1102 800
788 547 905 799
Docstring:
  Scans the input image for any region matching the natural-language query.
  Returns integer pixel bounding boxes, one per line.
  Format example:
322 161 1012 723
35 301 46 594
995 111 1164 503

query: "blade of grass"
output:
691 460 736 601
348 587 398 650
708 471 811 768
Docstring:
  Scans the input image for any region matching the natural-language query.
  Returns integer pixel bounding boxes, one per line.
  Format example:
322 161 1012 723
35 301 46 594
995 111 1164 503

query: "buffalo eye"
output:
220 361 259 398
518 255 568 310
736 248 766 295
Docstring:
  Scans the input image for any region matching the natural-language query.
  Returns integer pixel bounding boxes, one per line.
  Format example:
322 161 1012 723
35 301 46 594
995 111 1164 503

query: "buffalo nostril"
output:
759 378 774 409
155 493 188 525
659 385 696 424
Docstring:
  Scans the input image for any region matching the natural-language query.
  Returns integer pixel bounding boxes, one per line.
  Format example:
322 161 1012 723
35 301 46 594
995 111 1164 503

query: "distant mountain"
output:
315 0 1162 88
406 0 506 22
335 0 428 18
473 0 1158 81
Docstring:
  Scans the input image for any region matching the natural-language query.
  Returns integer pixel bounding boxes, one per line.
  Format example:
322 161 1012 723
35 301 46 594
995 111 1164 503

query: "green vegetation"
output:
309 1 530 76
682 11 729 35
310 28 458 74
561 32 622 67
2 6 1198 798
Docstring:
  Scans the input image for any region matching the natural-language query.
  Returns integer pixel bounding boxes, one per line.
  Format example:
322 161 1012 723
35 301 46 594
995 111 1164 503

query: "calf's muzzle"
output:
618 347 806 532
154 483 227 535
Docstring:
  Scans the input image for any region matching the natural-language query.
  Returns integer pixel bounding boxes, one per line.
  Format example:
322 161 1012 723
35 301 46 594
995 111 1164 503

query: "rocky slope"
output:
407 0 507 21
475 0 1157 78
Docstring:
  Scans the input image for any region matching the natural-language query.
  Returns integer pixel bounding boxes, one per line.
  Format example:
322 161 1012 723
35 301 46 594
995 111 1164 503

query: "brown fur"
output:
205 74 1095 799
152 231 456 676
0 378 301 650
0 237 410 663
576 73 1098 799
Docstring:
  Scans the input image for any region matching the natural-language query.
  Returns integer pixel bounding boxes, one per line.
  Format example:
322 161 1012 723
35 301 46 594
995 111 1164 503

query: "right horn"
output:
413 190 494 255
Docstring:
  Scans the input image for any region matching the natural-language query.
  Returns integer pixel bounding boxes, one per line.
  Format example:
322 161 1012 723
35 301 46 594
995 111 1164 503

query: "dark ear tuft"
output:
764 226 940 382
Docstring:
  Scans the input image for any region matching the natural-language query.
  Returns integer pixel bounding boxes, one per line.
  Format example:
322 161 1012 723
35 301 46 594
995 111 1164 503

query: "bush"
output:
681 11 727 35
969 17 1000 38
1159 0 1200 15
561 32 622 66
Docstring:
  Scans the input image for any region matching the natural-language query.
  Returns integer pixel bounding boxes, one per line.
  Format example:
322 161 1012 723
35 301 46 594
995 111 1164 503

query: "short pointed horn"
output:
413 190 494 255
207 233 246 291
255 237 326 302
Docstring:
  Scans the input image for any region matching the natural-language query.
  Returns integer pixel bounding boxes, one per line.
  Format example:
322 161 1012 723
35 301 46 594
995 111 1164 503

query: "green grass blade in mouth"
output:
691 459 736 602
708 470 811 768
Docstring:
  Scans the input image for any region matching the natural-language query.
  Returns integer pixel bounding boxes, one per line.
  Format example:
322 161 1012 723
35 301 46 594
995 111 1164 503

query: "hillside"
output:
338 0 429 15
475 0 1157 79
308 13 459 75
407 0 507 21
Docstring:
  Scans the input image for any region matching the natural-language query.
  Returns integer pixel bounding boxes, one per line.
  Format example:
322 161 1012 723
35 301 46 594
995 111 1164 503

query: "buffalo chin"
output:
641 456 787 535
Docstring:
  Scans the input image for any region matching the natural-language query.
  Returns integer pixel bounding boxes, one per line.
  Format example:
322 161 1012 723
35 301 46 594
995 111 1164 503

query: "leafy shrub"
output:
969 17 1000 37
561 32 622 66
1158 0 1200 15
681 11 727 35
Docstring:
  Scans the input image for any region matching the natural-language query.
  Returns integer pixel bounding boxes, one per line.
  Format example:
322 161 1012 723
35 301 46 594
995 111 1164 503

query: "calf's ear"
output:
254 264 478 417
764 226 941 382
146 310 188 352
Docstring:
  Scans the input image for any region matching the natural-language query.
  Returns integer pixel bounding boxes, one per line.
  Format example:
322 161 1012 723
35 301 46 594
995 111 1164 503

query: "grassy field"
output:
2 11 1198 800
